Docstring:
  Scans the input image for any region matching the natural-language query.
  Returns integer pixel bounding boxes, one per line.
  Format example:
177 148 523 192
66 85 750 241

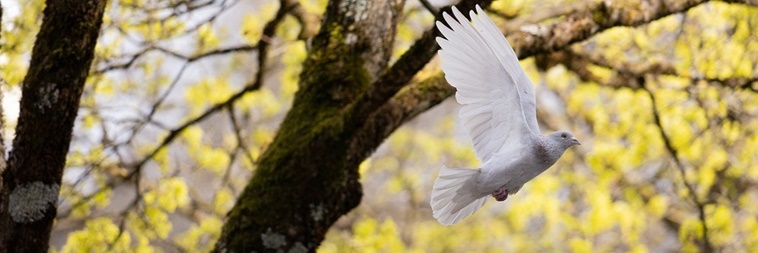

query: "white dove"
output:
431 5 580 226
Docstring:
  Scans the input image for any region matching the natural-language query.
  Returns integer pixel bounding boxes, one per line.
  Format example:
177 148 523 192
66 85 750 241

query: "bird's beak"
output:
571 138 581 145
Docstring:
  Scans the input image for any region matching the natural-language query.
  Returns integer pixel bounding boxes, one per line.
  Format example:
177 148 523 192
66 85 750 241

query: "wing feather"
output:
471 6 540 134
437 6 539 163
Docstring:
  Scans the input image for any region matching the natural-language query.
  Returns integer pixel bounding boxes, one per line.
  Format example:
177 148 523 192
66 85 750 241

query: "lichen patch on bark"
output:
8 182 60 224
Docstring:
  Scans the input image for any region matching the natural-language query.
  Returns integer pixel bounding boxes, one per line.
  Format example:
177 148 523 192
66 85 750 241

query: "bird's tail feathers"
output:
431 166 487 225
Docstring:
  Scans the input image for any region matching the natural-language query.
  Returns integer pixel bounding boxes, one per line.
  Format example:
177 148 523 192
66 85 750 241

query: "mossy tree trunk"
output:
0 0 107 252
213 0 401 251
213 0 493 252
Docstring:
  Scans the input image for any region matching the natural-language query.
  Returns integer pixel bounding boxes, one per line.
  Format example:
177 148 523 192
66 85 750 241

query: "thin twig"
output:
127 62 191 143
226 105 257 167
61 0 292 220
125 0 291 177
642 79 713 252
418 0 438 14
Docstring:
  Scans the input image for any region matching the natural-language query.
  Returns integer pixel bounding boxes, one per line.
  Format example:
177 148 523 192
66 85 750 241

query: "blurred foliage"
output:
0 0 756 252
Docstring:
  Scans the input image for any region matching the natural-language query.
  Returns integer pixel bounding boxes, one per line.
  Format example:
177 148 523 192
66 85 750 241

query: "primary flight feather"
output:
431 5 580 226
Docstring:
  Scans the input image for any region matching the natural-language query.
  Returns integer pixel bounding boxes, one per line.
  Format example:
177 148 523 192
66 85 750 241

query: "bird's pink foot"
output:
492 186 508 201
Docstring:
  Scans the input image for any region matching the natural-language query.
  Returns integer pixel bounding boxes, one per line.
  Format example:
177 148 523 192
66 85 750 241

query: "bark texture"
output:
0 0 107 252
213 0 404 251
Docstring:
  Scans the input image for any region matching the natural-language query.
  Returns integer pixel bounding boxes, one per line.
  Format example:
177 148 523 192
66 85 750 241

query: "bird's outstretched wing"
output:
436 5 539 164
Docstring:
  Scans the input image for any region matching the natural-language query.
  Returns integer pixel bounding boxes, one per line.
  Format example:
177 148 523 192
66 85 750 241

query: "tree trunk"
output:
212 0 404 251
0 0 107 252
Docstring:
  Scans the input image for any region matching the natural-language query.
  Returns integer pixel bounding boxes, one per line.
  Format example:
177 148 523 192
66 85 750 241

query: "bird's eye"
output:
561 134 566 138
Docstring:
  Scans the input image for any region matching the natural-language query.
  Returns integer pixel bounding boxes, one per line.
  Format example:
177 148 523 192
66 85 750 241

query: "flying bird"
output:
431 5 581 226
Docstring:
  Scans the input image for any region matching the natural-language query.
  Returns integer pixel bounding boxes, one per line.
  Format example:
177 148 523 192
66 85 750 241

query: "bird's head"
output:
548 130 581 148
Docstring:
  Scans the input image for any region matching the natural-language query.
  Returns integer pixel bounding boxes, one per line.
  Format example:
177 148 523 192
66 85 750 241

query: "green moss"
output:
217 17 376 250
300 21 372 99
593 4 611 26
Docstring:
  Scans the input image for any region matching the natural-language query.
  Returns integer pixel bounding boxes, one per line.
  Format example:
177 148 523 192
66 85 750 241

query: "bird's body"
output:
431 5 580 226
479 136 557 194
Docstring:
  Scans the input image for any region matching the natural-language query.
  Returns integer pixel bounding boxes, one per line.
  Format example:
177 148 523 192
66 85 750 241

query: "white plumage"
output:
431 5 580 226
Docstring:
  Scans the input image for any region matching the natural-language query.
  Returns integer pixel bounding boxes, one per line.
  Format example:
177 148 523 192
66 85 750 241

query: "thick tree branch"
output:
501 0 594 33
348 74 453 163
509 0 758 57
345 0 492 130
547 49 758 91
349 0 758 145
